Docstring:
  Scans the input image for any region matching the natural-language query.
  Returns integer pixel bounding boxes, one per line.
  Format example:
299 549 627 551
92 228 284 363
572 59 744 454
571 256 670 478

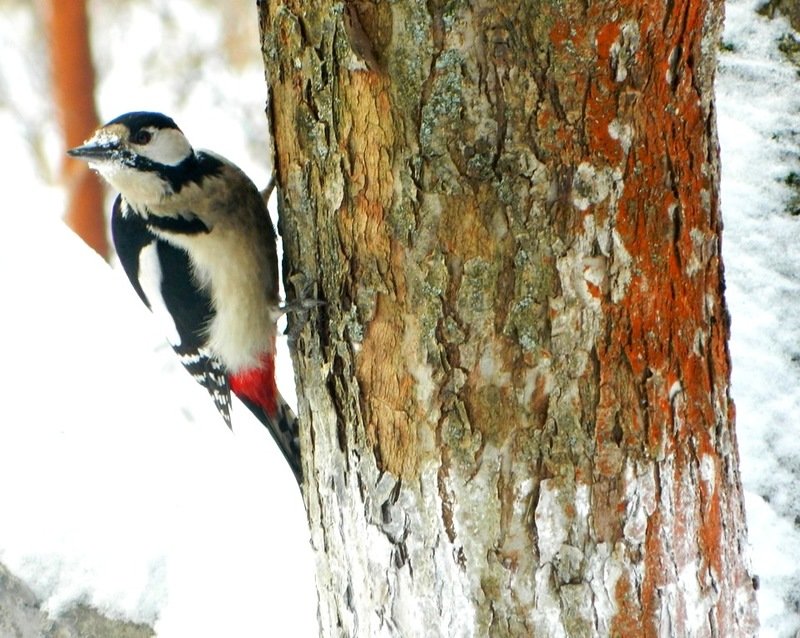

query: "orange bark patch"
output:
694 434 724 584
595 21 620 60
337 69 421 476
612 572 645 636
436 196 495 263
583 20 627 164
585 79 623 165
591 0 732 631
549 20 570 46
357 293 418 477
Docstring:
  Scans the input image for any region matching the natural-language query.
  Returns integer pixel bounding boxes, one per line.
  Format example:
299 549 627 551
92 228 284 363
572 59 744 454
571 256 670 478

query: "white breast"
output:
161 227 278 372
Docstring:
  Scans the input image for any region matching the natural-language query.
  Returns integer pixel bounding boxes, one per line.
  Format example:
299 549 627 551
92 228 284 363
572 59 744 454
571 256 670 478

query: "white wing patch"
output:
138 242 232 427
137 241 181 346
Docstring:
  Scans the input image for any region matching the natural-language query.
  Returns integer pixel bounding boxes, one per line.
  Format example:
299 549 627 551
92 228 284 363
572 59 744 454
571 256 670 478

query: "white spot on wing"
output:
138 242 181 345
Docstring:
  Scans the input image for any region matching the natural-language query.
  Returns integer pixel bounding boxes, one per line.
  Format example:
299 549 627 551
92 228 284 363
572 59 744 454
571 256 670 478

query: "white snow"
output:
0 2 316 636
0 209 316 636
717 1 800 635
0 0 799 635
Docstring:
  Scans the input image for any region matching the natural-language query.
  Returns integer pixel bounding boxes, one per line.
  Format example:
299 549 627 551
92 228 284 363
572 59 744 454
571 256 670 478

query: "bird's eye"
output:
131 129 152 145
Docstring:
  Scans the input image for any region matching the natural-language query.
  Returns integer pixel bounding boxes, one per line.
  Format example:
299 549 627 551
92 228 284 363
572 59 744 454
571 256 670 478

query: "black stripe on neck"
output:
145 212 210 235
126 151 224 193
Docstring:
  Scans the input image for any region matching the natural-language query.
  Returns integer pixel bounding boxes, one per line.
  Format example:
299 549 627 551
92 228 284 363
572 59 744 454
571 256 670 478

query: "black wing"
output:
111 196 232 426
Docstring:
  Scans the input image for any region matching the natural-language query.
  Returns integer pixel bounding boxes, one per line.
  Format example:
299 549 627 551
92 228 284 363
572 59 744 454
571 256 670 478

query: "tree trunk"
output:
47 0 108 260
259 1 759 635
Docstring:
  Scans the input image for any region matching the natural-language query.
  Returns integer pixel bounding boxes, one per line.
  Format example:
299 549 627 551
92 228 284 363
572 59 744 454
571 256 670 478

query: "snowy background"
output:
0 1 316 636
0 0 799 635
717 0 800 634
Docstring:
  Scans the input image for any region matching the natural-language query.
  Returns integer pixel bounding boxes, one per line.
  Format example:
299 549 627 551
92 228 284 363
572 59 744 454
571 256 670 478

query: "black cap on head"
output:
105 111 181 134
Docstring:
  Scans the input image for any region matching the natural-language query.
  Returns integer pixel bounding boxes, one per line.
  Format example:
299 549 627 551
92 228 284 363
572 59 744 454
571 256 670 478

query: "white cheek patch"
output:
139 128 192 166
138 242 182 346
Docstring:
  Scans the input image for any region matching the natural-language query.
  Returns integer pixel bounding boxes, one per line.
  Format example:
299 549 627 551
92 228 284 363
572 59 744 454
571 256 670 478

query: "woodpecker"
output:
68 111 302 484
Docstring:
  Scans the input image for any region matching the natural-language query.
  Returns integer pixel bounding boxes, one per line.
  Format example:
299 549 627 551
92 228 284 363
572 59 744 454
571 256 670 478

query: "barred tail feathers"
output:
175 345 233 428
230 352 302 484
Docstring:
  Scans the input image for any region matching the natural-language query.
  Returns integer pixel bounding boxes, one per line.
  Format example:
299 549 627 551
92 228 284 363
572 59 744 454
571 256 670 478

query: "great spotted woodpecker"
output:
68 111 302 484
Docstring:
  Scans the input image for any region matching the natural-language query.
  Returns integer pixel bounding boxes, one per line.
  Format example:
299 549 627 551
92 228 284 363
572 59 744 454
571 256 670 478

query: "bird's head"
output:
68 111 195 206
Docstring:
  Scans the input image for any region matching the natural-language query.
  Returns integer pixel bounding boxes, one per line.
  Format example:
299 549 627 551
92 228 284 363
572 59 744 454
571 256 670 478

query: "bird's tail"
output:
230 353 303 485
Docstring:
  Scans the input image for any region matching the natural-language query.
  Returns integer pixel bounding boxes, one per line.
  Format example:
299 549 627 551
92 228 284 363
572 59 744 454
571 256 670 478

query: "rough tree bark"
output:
259 1 759 636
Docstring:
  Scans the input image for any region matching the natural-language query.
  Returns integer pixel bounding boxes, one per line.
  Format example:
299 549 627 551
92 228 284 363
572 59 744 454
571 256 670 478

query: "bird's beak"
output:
67 134 120 161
